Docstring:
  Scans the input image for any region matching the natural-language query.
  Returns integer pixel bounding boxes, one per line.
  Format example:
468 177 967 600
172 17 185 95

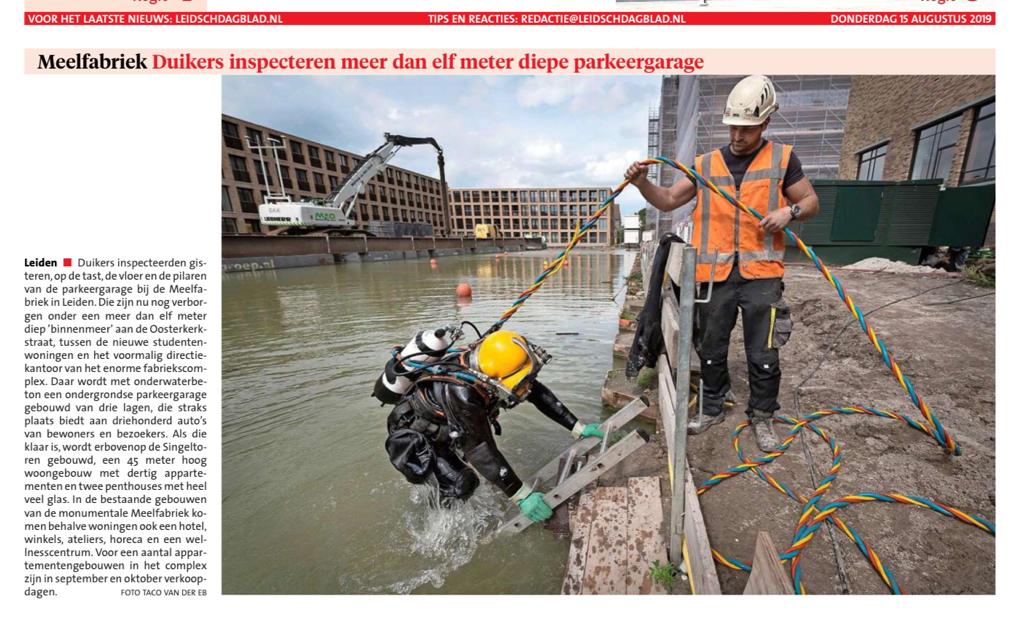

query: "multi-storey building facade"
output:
448 187 617 246
839 75 995 188
221 114 448 235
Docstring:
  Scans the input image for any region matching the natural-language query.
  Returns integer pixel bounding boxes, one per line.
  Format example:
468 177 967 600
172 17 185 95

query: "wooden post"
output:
669 244 696 567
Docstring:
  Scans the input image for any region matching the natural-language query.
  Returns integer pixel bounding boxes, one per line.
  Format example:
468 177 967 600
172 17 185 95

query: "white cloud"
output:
521 139 564 162
582 149 645 185
515 76 639 113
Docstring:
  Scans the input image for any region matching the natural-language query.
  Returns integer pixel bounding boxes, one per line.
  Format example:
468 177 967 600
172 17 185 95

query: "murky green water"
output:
222 249 634 594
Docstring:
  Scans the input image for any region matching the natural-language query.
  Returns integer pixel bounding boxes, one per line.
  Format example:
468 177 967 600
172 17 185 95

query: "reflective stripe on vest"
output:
693 141 791 283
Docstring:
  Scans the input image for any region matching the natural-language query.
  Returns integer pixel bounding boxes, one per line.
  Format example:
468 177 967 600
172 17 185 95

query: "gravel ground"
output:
611 262 995 594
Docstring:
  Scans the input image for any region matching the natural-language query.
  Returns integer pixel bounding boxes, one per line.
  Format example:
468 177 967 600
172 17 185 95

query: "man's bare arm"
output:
784 177 819 220
760 177 820 233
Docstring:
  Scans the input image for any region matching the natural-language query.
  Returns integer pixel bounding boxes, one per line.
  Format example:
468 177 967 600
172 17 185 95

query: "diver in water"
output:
373 326 604 523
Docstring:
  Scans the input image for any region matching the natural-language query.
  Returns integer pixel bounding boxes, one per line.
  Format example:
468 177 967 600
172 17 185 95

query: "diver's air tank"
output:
372 328 452 404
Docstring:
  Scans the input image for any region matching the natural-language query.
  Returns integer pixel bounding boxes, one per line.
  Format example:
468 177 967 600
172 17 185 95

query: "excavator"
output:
252 133 449 236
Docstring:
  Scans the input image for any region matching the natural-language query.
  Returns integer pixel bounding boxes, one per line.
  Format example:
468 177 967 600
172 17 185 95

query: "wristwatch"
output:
789 204 802 221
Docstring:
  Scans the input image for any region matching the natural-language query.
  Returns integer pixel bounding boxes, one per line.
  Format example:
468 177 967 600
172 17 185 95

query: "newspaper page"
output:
4 0 1014 618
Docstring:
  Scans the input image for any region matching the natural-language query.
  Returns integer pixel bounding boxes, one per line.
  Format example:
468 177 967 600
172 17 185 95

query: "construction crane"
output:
251 133 449 235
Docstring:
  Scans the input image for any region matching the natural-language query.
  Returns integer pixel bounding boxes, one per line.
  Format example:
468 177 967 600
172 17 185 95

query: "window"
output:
237 188 258 214
245 127 263 151
325 150 336 171
290 141 305 164
911 116 962 181
228 155 250 182
254 162 272 188
280 166 292 189
314 172 326 193
248 220 262 234
962 101 995 184
222 186 233 212
308 145 322 168
222 121 242 149
296 169 310 191
269 135 287 160
222 218 238 234
857 143 888 181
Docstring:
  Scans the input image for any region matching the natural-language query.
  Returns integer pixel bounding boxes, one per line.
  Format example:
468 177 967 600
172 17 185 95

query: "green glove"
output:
517 491 553 523
572 421 605 439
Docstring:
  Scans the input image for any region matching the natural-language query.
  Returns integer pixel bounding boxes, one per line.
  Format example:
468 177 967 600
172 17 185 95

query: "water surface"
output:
222 249 634 594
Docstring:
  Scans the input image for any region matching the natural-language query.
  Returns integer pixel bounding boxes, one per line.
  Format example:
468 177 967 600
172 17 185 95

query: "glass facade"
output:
962 101 996 184
857 143 888 181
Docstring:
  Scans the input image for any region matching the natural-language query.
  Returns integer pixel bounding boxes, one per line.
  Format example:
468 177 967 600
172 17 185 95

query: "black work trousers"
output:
695 264 783 418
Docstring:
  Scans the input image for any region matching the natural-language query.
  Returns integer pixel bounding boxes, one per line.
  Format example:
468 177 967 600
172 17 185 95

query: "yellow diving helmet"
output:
471 330 549 401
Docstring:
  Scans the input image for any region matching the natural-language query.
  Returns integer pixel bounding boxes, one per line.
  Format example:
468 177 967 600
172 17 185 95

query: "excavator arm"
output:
325 133 446 219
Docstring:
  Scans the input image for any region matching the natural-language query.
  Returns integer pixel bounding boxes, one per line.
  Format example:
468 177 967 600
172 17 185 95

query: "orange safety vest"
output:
692 141 792 283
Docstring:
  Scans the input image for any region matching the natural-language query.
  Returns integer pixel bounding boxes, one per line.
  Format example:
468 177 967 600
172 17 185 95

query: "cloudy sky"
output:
222 75 661 215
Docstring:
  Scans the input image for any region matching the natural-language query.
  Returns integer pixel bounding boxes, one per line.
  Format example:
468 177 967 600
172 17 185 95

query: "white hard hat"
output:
723 75 779 126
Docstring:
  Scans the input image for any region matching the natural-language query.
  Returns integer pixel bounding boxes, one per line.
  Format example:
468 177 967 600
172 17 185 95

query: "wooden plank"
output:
743 532 795 595
684 461 722 594
657 353 676 465
626 477 669 595
498 430 650 535
661 289 680 368
581 487 629 594
563 490 597 594
667 241 683 287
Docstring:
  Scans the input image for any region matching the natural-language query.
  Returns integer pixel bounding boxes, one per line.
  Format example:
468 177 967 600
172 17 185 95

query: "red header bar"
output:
24 12 997 27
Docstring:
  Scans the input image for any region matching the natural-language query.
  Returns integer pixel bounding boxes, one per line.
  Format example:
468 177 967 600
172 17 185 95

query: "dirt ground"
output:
606 262 995 594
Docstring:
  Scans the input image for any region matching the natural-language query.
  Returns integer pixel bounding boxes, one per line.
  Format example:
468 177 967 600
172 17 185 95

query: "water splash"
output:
379 483 506 594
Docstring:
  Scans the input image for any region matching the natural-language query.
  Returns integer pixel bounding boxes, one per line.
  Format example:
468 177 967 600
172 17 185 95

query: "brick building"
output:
839 76 995 187
448 187 618 246
221 114 449 234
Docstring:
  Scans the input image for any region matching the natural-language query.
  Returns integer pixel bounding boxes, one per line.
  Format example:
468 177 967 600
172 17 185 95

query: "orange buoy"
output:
456 283 473 299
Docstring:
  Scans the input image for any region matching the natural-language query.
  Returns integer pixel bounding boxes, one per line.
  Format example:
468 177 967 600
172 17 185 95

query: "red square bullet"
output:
63 258 72 267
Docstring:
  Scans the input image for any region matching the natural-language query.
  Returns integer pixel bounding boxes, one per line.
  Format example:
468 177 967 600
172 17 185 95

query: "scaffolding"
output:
691 75 852 180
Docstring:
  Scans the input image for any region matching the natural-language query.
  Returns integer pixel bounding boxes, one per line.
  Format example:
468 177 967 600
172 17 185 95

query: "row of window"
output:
223 217 613 243
452 204 604 217
857 100 995 185
452 189 609 203
449 227 608 245
222 217 261 235
222 119 442 194
452 217 608 232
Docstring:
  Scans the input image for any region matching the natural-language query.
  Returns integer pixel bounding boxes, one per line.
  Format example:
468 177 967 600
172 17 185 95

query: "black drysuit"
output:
385 378 579 500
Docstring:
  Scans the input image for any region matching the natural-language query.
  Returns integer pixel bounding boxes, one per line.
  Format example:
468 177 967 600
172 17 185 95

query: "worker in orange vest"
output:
625 75 820 452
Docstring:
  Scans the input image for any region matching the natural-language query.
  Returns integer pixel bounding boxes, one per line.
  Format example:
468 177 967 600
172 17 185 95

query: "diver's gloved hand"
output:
511 485 553 522
571 421 605 440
